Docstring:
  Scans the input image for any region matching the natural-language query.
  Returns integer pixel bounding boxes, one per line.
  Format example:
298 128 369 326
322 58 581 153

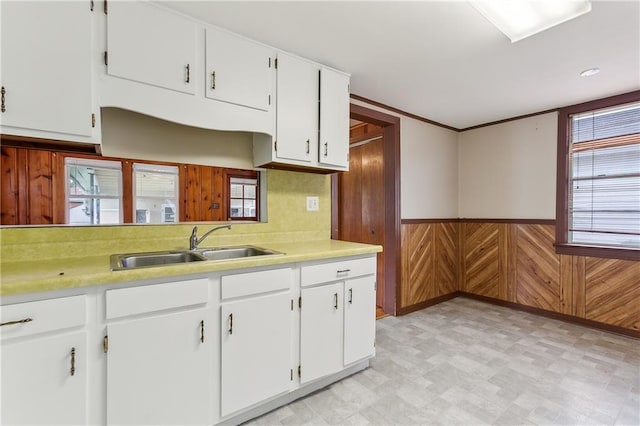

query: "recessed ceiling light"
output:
580 68 600 77
470 0 592 43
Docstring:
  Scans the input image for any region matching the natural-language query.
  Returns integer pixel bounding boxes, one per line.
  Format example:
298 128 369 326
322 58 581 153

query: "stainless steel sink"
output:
111 251 206 270
110 246 283 270
197 246 282 261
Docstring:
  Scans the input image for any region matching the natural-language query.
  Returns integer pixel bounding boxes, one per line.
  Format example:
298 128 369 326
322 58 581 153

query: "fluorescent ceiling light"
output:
470 0 592 43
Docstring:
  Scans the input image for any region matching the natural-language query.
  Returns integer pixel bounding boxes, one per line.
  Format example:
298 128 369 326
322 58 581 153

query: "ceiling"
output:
160 1 640 130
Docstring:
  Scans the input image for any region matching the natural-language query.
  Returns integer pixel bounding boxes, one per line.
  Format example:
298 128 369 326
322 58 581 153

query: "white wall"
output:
458 112 558 219
100 107 255 169
351 99 459 219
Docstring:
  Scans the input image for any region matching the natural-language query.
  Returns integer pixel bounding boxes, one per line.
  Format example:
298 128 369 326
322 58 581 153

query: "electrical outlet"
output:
306 196 319 211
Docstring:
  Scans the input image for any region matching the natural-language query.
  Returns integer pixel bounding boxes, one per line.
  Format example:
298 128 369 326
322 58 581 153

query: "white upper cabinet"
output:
274 52 320 164
253 53 350 173
319 67 350 169
0 1 97 144
107 1 197 95
205 27 274 112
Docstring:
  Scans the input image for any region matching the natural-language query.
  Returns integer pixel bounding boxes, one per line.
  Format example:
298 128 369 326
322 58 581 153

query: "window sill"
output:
555 243 640 261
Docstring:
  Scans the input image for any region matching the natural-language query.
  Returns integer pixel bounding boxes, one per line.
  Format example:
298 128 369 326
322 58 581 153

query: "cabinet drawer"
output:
106 278 209 320
221 268 291 300
1 295 86 341
301 256 376 287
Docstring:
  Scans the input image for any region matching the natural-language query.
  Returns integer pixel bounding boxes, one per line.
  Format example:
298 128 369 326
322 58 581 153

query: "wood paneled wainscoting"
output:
399 219 640 337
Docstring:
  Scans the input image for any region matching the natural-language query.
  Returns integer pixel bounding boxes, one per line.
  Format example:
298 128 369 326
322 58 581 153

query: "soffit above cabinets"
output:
159 1 640 130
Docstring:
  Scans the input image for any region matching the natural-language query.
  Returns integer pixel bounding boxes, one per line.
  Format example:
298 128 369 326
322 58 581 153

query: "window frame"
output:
226 170 259 222
556 90 640 261
132 162 180 224
65 157 124 225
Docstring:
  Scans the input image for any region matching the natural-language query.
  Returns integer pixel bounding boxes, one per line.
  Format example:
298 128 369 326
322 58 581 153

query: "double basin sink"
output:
110 246 283 271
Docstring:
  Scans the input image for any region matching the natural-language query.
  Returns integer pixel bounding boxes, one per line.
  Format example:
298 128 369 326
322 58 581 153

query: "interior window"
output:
65 158 123 225
228 175 258 221
557 93 640 258
133 163 179 224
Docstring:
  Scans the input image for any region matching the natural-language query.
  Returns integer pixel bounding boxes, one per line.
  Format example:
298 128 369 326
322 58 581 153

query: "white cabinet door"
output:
107 1 197 95
220 292 292 417
275 52 319 163
344 276 376 365
205 27 273 111
319 67 350 169
300 283 344 384
106 308 212 425
0 1 93 138
1 332 87 425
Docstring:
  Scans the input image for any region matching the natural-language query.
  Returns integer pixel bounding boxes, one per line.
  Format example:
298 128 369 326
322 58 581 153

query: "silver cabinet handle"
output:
306 139 310 154
324 142 328 157
200 320 205 343
333 293 339 310
228 314 233 335
185 64 191 83
348 288 353 304
1 317 33 327
211 71 216 90
337 269 351 276
1 86 5 113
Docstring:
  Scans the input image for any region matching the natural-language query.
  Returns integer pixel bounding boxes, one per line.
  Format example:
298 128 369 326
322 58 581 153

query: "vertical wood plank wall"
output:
0 146 253 225
400 221 640 333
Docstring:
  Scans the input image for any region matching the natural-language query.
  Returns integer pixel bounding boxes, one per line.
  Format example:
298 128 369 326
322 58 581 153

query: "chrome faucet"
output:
189 224 232 250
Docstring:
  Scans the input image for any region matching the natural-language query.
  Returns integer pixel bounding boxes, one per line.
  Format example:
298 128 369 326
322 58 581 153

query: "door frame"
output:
331 103 400 315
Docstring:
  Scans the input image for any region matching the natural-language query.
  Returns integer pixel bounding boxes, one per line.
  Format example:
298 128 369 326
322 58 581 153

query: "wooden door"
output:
338 131 385 308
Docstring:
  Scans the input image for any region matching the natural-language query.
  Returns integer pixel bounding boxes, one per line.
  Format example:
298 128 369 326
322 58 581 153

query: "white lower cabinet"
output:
300 283 344 383
220 292 292 416
1 296 88 425
105 279 212 425
344 276 377 365
1 255 376 425
300 256 376 384
219 267 293 417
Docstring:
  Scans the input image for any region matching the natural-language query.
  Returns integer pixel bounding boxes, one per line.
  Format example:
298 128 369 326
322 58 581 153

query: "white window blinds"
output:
569 101 640 248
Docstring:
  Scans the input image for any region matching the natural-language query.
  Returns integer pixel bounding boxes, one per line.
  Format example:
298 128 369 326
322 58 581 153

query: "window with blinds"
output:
568 101 640 248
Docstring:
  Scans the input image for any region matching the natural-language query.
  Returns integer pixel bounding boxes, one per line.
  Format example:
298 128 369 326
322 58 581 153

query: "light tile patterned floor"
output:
247 297 640 425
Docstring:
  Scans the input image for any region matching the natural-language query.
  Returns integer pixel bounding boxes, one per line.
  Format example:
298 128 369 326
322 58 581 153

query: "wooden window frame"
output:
555 90 640 261
225 169 259 222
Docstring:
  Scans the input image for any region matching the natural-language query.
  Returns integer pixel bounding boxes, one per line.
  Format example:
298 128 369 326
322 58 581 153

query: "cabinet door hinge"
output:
91 113 96 128
298 296 302 309
103 51 108 66
104 0 108 14
103 335 109 353
298 365 301 378
290 368 293 381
